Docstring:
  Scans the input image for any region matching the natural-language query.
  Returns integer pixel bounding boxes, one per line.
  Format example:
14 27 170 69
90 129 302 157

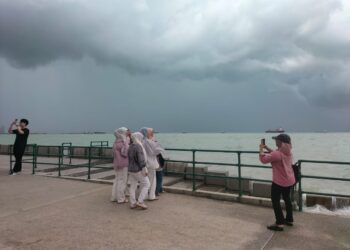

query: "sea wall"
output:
164 161 349 210
0 145 113 159
0 145 10 154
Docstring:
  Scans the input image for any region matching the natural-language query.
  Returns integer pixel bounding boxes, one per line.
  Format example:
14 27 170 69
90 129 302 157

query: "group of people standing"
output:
7 119 296 230
110 127 165 210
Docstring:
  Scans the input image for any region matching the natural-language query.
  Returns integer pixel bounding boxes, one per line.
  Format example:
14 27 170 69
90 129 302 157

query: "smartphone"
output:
261 138 265 145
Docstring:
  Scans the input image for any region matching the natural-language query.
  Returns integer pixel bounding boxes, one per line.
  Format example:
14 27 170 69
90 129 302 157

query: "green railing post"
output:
238 152 242 199
32 144 37 174
58 146 63 177
192 150 196 191
35 144 38 170
298 161 303 211
88 147 92 180
69 145 72 165
9 145 13 174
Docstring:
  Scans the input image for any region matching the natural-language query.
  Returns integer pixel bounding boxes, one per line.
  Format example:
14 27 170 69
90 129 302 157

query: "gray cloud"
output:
0 0 350 110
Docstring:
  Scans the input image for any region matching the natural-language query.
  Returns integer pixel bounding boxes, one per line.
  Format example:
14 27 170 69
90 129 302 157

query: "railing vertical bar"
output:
238 152 242 199
69 144 72 165
32 145 36 174
298 161 303 212
58 146 62 177
192 150 196 191
88 147 91 180
34 145 38 170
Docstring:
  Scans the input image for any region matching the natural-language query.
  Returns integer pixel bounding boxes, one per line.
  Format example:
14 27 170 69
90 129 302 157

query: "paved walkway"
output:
0 155 349 250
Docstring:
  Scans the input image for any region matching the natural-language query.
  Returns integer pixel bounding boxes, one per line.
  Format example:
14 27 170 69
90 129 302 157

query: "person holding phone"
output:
8 118 30 175
259 134 295 231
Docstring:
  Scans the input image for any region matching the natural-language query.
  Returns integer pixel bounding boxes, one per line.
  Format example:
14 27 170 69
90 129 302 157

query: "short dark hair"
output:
20 119 29 126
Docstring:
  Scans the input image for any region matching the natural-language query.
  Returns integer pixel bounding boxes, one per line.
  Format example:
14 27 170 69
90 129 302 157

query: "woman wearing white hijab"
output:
111 127 130 203
128 132 150 209
140 127 164 201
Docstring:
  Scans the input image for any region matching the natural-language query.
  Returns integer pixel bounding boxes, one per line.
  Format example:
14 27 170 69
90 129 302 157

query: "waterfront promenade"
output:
0 156 349 250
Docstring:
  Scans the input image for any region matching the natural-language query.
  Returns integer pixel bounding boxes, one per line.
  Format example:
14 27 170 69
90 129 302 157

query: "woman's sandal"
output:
117 199 129 204
267 224 284 231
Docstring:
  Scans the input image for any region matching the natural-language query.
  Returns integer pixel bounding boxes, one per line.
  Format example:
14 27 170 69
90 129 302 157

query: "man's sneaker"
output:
10 173 17 176
267 224 284 231
136 202 148 210
130 204 137 209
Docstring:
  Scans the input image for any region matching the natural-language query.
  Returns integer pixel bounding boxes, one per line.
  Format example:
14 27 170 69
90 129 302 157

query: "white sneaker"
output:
11 173 17 176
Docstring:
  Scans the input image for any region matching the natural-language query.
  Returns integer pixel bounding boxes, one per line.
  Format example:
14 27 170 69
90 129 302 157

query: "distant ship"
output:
265 128 285 133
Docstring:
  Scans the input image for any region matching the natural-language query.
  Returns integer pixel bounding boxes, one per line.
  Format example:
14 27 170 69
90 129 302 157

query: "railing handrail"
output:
299 159 350 165
165 147 259 154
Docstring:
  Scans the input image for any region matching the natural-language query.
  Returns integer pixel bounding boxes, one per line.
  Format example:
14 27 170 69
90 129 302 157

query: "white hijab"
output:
131 132 147 163
114 127 128 143
141 127 164 156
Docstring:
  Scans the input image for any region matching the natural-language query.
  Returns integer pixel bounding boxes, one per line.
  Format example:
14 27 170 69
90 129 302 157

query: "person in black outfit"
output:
8 119 30 175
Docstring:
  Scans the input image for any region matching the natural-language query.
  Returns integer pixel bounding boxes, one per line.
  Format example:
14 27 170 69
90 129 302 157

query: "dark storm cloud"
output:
0 0 350 108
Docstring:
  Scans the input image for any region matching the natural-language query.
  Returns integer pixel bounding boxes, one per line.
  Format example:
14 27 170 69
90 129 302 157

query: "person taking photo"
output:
259 134 295 231
8 118 30 175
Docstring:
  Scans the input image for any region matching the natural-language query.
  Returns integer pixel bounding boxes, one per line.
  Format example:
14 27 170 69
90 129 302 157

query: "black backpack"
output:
292 162 301 185
157 154 165 168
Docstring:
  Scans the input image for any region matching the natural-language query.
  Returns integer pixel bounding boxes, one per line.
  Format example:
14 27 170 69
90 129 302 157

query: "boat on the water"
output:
265 128 285 133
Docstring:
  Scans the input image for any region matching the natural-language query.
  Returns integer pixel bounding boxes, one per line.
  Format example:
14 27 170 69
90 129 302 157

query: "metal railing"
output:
164 148 272 198
165 149 350 211
298 159 350 211
90 141 109 158
28 144 113 179
5 144 350 211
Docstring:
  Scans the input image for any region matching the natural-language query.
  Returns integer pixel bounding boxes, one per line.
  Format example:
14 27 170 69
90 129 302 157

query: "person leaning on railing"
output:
259 134 295 231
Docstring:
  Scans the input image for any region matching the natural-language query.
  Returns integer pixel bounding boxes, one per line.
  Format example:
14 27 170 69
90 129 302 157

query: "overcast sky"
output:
0 0 349 133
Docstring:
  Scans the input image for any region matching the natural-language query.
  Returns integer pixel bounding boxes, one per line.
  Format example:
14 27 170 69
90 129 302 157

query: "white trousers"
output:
111 168 128 203
129 171 150 205
147 168 157 200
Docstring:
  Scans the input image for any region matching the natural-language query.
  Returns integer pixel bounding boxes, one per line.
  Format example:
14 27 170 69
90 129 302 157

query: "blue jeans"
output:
156 170 163 194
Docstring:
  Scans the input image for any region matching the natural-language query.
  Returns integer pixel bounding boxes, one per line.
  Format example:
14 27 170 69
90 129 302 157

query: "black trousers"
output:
271 182 294 225
13 147 25 173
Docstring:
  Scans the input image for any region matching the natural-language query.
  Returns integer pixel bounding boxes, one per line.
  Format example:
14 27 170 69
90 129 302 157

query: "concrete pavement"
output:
0 155 349 250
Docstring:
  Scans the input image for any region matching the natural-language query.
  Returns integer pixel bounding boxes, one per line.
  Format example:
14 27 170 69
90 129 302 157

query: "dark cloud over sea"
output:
0 0 349 132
